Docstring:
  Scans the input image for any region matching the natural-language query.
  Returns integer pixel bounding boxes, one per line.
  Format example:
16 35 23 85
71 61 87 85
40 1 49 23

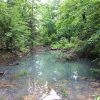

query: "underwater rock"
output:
75 84 81 89
76 94 86 100
90 82 100 88
0 72 4 76
0 80 16 88
80 77 88 80
96 87 100 94
8 62 19 66
22 95 36 100
0 70 9 76
87 78 96 82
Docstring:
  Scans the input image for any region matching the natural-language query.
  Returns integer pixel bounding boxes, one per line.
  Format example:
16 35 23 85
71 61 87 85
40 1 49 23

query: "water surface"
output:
0 50 99 100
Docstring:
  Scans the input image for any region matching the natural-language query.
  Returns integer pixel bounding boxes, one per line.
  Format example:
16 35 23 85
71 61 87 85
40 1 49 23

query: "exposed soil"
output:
0 50 18 66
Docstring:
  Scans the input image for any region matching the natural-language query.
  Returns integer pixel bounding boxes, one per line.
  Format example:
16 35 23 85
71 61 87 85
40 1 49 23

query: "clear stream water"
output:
0 50 99 100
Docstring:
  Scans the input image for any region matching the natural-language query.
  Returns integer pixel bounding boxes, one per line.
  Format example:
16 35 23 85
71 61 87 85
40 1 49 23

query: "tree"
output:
0 0 38 52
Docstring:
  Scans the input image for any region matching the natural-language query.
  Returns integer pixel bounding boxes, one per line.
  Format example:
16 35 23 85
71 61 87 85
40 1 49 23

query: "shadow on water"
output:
0 51 99 100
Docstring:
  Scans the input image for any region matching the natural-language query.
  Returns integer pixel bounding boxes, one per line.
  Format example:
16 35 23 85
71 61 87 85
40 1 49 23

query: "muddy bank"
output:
0 50 29 66
0 51 18 65
0 46 99 66
32 46 50 52
51 48 100 66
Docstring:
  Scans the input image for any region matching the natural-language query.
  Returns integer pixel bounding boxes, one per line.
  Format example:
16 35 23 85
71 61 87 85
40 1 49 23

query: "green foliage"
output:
51 36 78 49
0 0 100 60
16 70 28 77
54 0 100 58
0 0 37 52
77 33 100 57
61 88 68 97
51 41 76 50
96 96 100 100
37 0 100 60
87 33 100 54
37 1 60 45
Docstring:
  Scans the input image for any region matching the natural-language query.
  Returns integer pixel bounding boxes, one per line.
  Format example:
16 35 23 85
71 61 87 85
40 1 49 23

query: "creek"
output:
0 50 99 100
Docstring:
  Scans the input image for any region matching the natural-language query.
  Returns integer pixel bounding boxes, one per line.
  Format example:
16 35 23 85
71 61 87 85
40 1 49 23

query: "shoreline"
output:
0 46 99 66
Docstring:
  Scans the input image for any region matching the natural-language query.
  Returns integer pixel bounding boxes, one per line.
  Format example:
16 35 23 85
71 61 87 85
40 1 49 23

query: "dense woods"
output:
0 0 100 61
38 0 100 60
0 0 38 52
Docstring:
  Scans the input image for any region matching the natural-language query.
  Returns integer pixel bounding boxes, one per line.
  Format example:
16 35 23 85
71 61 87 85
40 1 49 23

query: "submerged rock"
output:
8 62 19 66
87 78 96 82
22 95 36 100
0 72 4 76
0 70 8 77
76 94 86 100
0 80 16 88
90 82 100 88
96 87 100 94
80 77 88 80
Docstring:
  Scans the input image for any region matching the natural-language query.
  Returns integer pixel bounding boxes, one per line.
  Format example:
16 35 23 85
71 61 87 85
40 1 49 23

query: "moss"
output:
16 70 28 77
96 95 100 100
61 88 68 97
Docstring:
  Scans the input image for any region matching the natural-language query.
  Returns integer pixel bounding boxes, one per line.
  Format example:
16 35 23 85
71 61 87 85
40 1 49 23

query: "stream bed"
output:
0 50 100 100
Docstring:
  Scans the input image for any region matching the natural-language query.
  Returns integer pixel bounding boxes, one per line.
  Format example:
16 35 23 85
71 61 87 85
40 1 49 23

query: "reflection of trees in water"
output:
33 51 92 82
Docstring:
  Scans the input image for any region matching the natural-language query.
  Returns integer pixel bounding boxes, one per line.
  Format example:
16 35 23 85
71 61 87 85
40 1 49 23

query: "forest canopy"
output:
0 0 100 59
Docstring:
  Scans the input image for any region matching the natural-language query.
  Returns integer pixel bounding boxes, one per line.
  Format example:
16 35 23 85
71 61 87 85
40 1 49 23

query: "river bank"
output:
0 46 100 66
